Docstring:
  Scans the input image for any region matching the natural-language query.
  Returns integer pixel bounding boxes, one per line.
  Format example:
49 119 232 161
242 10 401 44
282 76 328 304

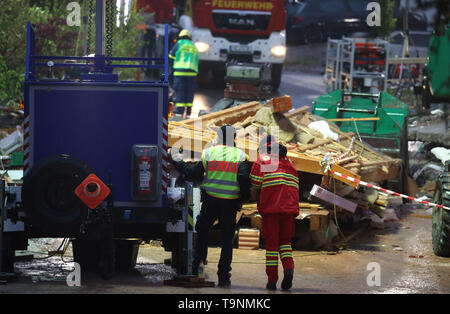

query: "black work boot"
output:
218 273 231 287
266 282 277 291
281 269 294 291
218 278 231 287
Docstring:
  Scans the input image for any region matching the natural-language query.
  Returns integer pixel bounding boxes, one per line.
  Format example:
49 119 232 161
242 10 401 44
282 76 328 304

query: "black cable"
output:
33 238 68 260
60 238 74 263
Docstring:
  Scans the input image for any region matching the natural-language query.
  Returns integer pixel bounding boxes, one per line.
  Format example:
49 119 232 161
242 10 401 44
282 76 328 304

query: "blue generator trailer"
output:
0 0 194 280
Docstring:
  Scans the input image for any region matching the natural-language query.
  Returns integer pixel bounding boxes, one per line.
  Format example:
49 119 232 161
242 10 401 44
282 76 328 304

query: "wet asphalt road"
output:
1 204 450 294
1 71 449 295
190 69 325 117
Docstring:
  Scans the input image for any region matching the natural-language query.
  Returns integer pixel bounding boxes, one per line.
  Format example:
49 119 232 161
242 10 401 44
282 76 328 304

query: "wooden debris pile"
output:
169 99 405 248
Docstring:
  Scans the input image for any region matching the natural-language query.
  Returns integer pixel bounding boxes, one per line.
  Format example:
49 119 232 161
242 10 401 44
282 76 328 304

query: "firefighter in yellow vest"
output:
169 29 199 119
169 125 250 287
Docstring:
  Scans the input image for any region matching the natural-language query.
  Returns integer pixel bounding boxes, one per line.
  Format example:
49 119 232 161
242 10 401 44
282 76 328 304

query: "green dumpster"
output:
312 90 408 158
312 90 409 191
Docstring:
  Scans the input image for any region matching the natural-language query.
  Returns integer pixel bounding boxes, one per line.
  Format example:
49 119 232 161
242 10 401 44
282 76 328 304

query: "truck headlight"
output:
195 42 210 53
270 45 286 57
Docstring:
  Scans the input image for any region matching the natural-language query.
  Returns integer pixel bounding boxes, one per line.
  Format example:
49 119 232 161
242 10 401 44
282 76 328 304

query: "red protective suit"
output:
250 154 299 284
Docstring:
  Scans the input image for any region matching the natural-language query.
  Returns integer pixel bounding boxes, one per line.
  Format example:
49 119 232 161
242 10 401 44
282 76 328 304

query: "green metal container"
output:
427 26 450 98
10 152 23 167
312 90 409 158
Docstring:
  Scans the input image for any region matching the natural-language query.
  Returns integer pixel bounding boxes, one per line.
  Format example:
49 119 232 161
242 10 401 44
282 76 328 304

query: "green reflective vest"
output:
202 145 248 200
171 39 199 75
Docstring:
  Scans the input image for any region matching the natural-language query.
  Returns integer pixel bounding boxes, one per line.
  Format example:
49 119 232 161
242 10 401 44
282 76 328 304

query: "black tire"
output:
432 172 450 257
271 64 283 91
22 155 93 237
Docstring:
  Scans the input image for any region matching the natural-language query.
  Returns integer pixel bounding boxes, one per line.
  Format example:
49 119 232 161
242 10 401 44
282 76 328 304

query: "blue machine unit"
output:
1 2 196 278
22 21 171 238
26 84 166 205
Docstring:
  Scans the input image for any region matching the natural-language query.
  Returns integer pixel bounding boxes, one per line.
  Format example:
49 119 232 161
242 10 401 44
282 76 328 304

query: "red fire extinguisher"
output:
138 156 152 196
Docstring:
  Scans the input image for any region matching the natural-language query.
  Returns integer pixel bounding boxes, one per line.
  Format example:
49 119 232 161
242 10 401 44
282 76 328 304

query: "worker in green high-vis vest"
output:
169 29 199 119
169 125 250 287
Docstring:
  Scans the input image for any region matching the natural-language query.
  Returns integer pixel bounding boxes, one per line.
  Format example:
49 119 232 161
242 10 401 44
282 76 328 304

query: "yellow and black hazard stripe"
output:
188 204 194 231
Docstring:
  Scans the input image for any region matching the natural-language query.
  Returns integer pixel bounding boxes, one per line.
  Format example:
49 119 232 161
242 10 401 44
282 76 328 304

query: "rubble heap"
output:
169 99 406 249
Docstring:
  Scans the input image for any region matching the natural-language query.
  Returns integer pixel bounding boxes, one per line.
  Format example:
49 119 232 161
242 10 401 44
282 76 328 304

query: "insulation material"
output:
430 147 450 166
308 121 339 141
252 107 296 142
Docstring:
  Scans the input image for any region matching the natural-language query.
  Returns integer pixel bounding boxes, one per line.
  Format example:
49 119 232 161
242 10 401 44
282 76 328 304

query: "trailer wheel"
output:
432 168 450 257
22 155 93 236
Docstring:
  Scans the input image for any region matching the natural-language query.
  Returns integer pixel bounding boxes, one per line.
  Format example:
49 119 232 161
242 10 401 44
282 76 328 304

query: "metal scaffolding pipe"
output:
95 0 105 56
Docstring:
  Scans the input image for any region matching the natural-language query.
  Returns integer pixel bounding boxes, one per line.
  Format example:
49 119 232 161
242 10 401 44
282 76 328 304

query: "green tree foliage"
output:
110 1 146 80
0 0 145 105
416 0 450 33
375 0 397 38
0 1 47 105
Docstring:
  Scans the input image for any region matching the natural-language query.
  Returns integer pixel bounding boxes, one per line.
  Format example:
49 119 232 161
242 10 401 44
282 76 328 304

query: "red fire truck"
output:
136 0 287 90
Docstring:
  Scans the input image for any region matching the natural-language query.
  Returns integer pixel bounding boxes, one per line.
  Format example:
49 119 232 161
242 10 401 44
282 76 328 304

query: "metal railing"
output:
25 21 170 83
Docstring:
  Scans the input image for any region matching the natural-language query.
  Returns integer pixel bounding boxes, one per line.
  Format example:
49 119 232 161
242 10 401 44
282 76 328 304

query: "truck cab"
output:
181 0 287 90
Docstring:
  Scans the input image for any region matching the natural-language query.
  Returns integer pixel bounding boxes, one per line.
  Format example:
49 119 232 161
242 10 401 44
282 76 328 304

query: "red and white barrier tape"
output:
329 170 450 211
332 136 355 163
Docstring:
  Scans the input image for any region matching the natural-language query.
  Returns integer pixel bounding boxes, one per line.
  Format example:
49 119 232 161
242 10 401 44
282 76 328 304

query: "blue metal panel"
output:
32 87 160 203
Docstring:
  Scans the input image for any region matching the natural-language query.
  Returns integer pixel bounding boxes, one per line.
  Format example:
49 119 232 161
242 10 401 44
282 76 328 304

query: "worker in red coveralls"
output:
250 135 299 291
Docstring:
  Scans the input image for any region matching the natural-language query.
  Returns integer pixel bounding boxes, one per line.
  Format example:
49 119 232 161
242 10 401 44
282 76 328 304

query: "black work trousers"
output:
193 193 239 281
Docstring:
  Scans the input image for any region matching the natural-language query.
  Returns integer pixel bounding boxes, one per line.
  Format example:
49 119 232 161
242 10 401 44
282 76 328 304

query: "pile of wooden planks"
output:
169 104 365 188
168 99 404 247
240 202 329 233
170 101 401 182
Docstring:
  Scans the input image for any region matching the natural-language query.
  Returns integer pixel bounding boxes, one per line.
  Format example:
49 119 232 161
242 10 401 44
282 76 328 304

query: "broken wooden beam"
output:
287 152 360 188
181 101 263 126
310 184 358 213
285 105 310 118
169 121 361 187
